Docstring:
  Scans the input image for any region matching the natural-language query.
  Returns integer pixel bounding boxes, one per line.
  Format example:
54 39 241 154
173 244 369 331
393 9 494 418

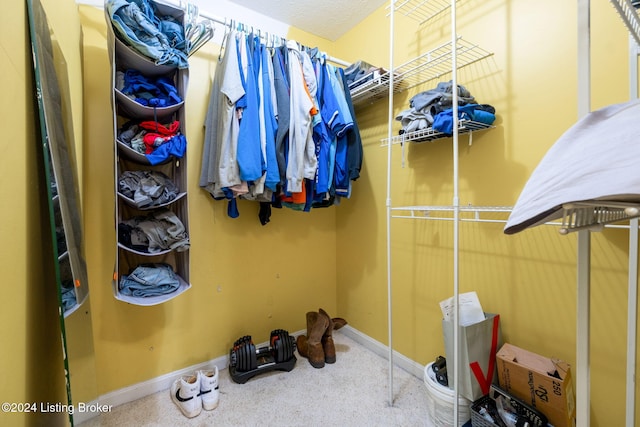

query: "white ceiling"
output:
226 0 388 41
79 0 386 42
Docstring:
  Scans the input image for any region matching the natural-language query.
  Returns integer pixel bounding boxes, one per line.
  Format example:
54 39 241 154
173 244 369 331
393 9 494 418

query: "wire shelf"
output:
391 205 512 223
382 119 493 145
350 71 407 106
350 37 492 107
559 201 640 234
609 0 640 46
389 203 640 231
394 0 458 26
397 37 493 90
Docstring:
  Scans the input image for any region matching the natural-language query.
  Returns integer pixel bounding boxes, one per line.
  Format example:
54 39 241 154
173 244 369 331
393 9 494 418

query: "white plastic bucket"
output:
423 362 472 426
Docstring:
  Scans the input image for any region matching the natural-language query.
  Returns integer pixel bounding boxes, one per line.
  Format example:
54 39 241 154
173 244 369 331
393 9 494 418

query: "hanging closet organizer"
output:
105 1 192 306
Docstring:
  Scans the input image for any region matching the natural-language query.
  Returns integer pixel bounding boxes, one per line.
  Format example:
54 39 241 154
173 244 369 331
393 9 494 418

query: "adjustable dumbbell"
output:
228 329 298 384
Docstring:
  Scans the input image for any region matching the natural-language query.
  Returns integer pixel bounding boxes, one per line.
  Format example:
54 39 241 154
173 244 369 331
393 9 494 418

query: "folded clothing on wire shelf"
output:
344 60 387 89
395 80 496 135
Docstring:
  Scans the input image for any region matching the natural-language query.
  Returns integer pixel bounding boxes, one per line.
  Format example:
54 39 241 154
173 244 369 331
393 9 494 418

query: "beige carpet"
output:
77 331 432 426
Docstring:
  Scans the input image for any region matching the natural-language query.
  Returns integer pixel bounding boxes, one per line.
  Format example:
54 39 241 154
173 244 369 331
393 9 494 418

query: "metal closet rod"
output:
158 0 351 67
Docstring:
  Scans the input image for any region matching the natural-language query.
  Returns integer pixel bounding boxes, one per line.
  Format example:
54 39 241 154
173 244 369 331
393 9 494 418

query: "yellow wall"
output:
335 0 638 425
79 5 338 394
0 0 84 425
4 0 639 425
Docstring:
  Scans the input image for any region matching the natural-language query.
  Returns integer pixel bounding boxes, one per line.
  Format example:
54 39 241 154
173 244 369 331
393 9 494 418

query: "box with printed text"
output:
496 343 576 427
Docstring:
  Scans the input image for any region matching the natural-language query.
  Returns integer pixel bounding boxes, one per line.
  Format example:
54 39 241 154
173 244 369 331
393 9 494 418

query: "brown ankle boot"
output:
296 311 329 368
319 308 347 364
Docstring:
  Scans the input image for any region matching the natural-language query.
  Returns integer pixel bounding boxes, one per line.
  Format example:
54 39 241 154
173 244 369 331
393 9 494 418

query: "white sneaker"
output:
198 367 220 410
170 374 202 418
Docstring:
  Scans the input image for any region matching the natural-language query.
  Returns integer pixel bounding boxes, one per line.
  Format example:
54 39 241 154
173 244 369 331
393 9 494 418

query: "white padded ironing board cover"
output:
504 99 640 234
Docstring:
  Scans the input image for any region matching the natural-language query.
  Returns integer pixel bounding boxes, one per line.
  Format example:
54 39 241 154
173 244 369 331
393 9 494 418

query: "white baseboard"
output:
72 353 229 424
74 327 424 424
73 330 303 424
338 325 426 379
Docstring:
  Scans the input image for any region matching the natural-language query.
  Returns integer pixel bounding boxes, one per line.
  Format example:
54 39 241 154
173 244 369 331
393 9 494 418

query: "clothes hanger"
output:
218 18 230 61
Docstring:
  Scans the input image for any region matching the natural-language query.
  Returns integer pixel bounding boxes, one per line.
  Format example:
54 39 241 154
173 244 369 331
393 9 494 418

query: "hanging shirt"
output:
272 46 290 187
286 40 318 193
261 43 280 192
237 34 265 184
337 66 363 183
312 57 333 196
200 29 245 197
300 49 321 128
326 64 354 196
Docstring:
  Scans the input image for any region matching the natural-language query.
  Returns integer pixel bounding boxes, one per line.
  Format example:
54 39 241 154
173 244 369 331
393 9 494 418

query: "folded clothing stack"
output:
118 208 190 254
116 69 182 108
118 170 179 209
118 119 186 164
119 263 180 298
106 0 189 68
395 80 496 136
344 60 386 89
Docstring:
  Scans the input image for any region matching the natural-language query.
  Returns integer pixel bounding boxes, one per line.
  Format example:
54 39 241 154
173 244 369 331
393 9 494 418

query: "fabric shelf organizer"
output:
105 0 191 305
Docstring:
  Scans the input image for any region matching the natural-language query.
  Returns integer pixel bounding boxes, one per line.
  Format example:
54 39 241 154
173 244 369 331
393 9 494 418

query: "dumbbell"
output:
229 335 257 372
229 330 296 373
270 329 296 363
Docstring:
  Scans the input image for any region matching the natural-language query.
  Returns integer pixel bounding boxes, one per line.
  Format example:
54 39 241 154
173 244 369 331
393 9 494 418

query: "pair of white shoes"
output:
170 367 220 418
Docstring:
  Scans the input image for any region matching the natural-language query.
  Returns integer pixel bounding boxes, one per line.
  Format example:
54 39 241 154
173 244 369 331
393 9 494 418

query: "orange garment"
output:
281 179 306 204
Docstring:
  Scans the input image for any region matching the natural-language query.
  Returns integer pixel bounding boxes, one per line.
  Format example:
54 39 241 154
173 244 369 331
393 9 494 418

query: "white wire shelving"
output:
391 205 512 222
384 2 640 426
382 118 493 145
559 200 640 234
609 0 640 45
391 202 640 231
394 0 459 25
350 37 493 107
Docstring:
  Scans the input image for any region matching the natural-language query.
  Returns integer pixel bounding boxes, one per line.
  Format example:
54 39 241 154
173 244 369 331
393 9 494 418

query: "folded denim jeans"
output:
119 263 180 297
107 0 189 68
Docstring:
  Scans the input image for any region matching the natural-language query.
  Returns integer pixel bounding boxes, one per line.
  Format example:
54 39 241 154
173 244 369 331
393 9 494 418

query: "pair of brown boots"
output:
296 308 347 369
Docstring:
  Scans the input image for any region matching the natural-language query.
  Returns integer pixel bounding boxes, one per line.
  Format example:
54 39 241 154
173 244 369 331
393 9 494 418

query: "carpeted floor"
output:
77 330 432 426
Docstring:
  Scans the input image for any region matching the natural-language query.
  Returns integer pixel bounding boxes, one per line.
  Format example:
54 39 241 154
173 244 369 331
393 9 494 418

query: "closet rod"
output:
158 0 351 67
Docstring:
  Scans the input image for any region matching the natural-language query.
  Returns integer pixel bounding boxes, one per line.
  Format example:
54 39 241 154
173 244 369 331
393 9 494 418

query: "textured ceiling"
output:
227 0 388 41
80 0 387 42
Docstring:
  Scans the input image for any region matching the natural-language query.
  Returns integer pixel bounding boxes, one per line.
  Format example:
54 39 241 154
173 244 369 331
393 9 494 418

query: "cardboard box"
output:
496 343 576 427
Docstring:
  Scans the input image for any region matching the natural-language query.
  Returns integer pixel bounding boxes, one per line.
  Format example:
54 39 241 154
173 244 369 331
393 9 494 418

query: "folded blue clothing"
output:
119 69 182 107
472 109 496 125
432 104 496 135
145 133 186 165
60 282 77 312
119 263 180 297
